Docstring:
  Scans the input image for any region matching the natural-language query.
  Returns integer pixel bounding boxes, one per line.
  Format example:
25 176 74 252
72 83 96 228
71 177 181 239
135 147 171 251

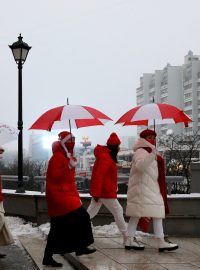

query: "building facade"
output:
136 51 200 136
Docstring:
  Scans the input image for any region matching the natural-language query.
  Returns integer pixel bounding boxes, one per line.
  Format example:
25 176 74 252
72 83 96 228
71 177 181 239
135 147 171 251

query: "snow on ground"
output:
92 222 122 237
92 222 151 239
6 216 151 248
6 216 44 242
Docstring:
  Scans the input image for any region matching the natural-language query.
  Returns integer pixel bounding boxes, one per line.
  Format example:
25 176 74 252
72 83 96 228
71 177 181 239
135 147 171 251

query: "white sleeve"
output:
0 201 5 213
134 148 156 172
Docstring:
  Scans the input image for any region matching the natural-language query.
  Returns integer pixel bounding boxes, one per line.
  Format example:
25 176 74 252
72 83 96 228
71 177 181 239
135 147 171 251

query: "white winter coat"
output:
0 201 14 246
126 138 165 218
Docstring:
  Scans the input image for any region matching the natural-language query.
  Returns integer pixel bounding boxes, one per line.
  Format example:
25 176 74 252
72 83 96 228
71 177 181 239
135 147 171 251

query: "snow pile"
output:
39 222 50 237
6 216 43 240
92 222 122 237
6 216 152 247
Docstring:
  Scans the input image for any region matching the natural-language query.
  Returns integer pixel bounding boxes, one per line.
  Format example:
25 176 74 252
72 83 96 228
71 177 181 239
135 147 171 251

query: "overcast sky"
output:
1 0 200 151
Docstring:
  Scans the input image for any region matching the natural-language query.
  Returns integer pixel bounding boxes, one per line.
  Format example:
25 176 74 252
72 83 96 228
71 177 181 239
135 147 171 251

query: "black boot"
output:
75 247 96 256
42 255 63 267
0 253 6 259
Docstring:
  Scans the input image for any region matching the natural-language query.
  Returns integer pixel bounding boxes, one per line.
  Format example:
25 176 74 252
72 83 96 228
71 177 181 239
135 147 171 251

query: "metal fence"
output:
1 175 185 194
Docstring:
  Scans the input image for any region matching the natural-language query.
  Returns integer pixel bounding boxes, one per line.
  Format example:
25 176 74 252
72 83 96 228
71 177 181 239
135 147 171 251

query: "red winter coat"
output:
45 142 81 217
90 145 118 198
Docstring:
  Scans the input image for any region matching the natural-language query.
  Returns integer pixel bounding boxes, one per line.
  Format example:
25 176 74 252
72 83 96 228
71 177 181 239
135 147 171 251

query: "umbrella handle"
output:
152 96 155 131
67 97 72 137
69 119 72 134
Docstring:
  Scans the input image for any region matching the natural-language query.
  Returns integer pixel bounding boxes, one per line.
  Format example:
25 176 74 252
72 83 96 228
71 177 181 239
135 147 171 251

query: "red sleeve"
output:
47 153 68 184
90 154 110 197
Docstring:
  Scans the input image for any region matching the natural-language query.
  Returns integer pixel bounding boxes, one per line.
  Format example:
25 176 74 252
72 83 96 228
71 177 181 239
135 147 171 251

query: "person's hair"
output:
107 145 119 163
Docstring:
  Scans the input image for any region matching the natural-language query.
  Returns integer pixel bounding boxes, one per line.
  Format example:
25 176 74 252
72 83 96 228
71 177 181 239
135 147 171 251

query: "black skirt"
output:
46 206 94 254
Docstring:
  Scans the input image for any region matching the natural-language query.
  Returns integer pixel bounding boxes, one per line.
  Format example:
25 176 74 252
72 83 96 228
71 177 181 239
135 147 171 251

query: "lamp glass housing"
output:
9 34 31 64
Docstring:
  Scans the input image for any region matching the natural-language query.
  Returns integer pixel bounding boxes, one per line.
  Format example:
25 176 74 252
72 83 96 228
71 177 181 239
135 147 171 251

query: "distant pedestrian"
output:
0 146 14 259
87 133 128 243
43 131 96 268
125 129 179 252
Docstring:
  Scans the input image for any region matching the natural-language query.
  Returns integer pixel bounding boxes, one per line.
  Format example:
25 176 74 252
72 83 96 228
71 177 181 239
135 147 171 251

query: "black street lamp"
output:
9 34 31 193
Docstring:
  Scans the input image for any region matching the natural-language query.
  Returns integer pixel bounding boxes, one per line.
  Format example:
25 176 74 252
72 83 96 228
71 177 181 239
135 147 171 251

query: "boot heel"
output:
125 246 132 250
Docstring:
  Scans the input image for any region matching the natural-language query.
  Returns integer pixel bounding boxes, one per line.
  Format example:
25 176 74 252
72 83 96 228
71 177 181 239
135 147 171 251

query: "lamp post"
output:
9 34 31 193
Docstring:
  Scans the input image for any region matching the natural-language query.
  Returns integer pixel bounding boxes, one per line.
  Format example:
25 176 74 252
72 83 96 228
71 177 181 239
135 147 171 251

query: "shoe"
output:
158 238 179 252
42 256 63 267
75 247 96 256
124 237 145 250
0 253 6 259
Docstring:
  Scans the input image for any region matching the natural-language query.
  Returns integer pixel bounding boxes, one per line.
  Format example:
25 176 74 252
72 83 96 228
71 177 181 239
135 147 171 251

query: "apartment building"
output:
183 51 200 135
136 51 200 136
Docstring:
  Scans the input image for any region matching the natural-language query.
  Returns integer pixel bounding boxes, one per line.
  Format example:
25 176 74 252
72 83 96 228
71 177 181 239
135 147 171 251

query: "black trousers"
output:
45 206 94 255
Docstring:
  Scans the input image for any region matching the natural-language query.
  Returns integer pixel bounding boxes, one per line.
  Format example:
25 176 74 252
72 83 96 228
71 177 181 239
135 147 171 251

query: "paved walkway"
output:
18 234 200 270
1 229 200 270
0 240 37 270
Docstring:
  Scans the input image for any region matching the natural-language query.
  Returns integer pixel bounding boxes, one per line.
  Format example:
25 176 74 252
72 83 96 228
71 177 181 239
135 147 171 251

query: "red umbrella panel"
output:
115 103 192 127
30 105 112 131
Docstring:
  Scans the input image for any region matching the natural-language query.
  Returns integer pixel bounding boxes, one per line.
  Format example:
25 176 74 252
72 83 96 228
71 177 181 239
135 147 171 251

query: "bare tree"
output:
0 158 47 178
158 131 200 193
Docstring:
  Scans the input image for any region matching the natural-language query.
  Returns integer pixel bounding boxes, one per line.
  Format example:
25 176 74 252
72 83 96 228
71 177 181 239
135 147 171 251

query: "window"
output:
149 80 155 89
137 94 143 99
184 83 192 90
184 66 192 81
161 88 168 95
184 92 192 99
149 92 155 97
184 101 192 107
136 87 142 93
184 109 192 116
161 96 168 103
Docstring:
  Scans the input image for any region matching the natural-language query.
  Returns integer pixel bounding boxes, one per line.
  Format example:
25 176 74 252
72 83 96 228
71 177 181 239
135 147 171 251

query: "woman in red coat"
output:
87 133 127 242
43 131 96 267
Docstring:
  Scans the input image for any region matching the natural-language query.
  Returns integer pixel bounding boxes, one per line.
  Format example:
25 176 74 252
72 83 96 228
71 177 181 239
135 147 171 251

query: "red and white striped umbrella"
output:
115 103 192 127
30 105 112 131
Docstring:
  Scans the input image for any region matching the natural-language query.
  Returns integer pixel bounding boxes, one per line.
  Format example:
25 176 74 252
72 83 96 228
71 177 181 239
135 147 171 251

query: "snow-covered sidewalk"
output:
6 216 151 244
6 216 44 243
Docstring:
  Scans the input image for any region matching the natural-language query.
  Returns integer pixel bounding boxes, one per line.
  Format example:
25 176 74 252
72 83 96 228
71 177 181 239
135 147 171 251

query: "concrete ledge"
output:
3 190 200 236
64 253 91 270
19 236 75 270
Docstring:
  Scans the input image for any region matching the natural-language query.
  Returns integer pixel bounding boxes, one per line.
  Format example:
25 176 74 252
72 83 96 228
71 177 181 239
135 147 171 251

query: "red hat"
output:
58 131 74 142
107 133 121 145
140 129 157 138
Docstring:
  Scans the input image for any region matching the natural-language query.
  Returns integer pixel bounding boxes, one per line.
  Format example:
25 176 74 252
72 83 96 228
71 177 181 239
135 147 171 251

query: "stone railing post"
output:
190 162 200 193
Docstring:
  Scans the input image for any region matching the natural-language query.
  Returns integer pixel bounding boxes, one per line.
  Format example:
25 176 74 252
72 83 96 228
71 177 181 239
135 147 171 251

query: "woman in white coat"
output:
0 146 14 258
125 129 178 252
